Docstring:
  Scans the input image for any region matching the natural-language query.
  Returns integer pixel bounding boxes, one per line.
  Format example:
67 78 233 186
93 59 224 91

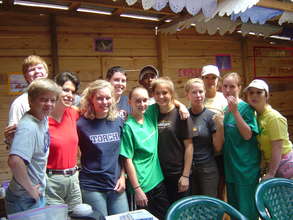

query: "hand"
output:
227 96 238 114
114 176 126 193
4 124 17 145
178 104 190 120
213 112 224 129
178 176 189 193
28 184 41 201
135 188 148 207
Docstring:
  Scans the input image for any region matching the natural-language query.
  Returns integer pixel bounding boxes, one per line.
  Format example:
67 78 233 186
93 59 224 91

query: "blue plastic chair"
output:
165 195 248 220
255 178 293 220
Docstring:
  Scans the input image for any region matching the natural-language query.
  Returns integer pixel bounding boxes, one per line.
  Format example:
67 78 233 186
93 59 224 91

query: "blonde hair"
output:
28 78 61 101
151 77 176 101
222 72 242 88
80 80 118 120
22 55 49 76
185 78 205 93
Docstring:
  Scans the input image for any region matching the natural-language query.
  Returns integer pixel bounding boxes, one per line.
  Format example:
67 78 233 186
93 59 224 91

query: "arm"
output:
174 99 189 120
178 139 193 193
228 97 252 140
263 140 283 180
212 113 224 152
8 155 40 200
123 158 148 207
114 158 126 193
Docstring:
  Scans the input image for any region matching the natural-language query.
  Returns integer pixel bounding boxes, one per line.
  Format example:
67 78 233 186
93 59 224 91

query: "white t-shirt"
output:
8 92 30 126
204 92 227 114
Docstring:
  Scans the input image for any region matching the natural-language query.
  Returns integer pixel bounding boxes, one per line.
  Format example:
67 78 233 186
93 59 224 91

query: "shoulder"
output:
263 106 285 121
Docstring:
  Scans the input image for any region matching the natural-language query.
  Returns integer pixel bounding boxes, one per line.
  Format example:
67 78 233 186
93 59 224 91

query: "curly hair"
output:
80 80 118 120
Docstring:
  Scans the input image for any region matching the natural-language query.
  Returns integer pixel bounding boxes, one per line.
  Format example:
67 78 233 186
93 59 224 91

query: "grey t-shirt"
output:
189 108 216 165
9 113 49 197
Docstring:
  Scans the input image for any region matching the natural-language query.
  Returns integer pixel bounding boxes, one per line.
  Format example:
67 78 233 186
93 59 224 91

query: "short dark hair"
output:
54 72 80 92
106 66 126 80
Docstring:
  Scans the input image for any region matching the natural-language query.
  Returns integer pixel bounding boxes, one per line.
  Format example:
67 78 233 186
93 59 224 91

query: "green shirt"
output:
257 105 292 163
120 104 164 193
223 101 261 184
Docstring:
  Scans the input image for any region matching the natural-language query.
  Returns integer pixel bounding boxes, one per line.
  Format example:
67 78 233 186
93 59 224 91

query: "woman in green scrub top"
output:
221 72 261 220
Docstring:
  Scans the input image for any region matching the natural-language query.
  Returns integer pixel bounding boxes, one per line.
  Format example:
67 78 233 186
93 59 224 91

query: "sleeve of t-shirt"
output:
243 105 259 135
178 115 196 139
10 125 34 164
8 100 26 126
145 104 159 125
120 123 135 159
267 116 288 141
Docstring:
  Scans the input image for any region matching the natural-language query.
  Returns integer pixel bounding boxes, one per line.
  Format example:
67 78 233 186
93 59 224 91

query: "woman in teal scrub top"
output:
221 72 261 220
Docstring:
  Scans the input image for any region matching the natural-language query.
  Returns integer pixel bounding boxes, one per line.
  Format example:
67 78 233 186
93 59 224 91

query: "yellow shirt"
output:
257 105 292 162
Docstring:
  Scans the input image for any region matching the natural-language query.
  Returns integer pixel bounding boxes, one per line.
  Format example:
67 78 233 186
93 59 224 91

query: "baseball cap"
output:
201 65 220 77
244 79 269 93
139 65 159 81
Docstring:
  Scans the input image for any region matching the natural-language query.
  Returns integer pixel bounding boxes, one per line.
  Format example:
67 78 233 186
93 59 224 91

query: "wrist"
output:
133 185 140 190
182 175 189 179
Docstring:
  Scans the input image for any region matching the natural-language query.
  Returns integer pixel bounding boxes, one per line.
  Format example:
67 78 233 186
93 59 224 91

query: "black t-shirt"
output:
158 107 195 176
189 108 216 165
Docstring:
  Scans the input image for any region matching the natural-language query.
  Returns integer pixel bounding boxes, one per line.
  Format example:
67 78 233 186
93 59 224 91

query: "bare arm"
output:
8 155 40 200
178 139 193 193
263 140 283 180
228 97 252 140
123 158 148 207
212 113 224 152
114 159 126 193
174 99 189 120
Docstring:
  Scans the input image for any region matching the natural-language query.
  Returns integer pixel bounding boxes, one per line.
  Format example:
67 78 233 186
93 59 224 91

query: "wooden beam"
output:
257 0 293 12
240 38 249 86
49 14 59 77
157 32 169 76
2 0 13 8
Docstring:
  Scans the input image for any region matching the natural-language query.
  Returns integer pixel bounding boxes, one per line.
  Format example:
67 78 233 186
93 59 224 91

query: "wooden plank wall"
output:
0 12 293 183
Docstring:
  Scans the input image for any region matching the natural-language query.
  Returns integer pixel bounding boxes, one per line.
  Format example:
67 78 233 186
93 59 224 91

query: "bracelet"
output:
133 185 140 190
182 175 189 179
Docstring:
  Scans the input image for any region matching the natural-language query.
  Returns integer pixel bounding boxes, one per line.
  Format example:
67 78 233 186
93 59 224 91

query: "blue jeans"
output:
5 188 46 215
81 189 129 219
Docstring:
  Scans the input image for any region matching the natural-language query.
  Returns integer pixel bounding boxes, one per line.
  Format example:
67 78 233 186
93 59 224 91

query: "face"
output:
25 63 48 84
29 92 57 120
222 76 241 98
130 88 149 115
140 72 157 91
60 80 76 107
187 83 205 107
109 72 127 97
91 87 112 118
153 84 173 108
246 87 267 109
202 74 218 90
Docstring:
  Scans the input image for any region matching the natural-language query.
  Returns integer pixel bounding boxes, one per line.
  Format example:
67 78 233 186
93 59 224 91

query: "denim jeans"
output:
5 187 46 215
81 189 129 219
191 159 219 198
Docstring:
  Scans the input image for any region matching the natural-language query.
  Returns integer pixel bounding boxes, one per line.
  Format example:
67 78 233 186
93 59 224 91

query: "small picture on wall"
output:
94 38 113 52
216 54 232 70
8 73 28 94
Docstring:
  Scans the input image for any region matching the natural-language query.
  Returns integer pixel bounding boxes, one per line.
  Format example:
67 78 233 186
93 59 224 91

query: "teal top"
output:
223 101 261 184
120 104 164 193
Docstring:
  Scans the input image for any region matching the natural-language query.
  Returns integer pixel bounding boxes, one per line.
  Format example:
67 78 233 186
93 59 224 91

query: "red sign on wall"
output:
178 68 202 78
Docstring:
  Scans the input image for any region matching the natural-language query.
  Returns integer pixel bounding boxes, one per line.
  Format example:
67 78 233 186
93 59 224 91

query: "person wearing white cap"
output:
245 79 293 180
201 65 227 114
201 64 227 201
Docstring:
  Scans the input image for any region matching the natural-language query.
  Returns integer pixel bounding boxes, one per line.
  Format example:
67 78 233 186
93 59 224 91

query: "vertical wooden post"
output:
157 32 169 76
50 14 59 77
240 38 249 86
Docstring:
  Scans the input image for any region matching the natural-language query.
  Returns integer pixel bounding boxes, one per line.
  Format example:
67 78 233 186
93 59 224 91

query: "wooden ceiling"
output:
1 0 293 28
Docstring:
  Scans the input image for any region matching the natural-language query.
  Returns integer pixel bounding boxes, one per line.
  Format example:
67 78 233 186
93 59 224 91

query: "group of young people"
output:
4 55 293 220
